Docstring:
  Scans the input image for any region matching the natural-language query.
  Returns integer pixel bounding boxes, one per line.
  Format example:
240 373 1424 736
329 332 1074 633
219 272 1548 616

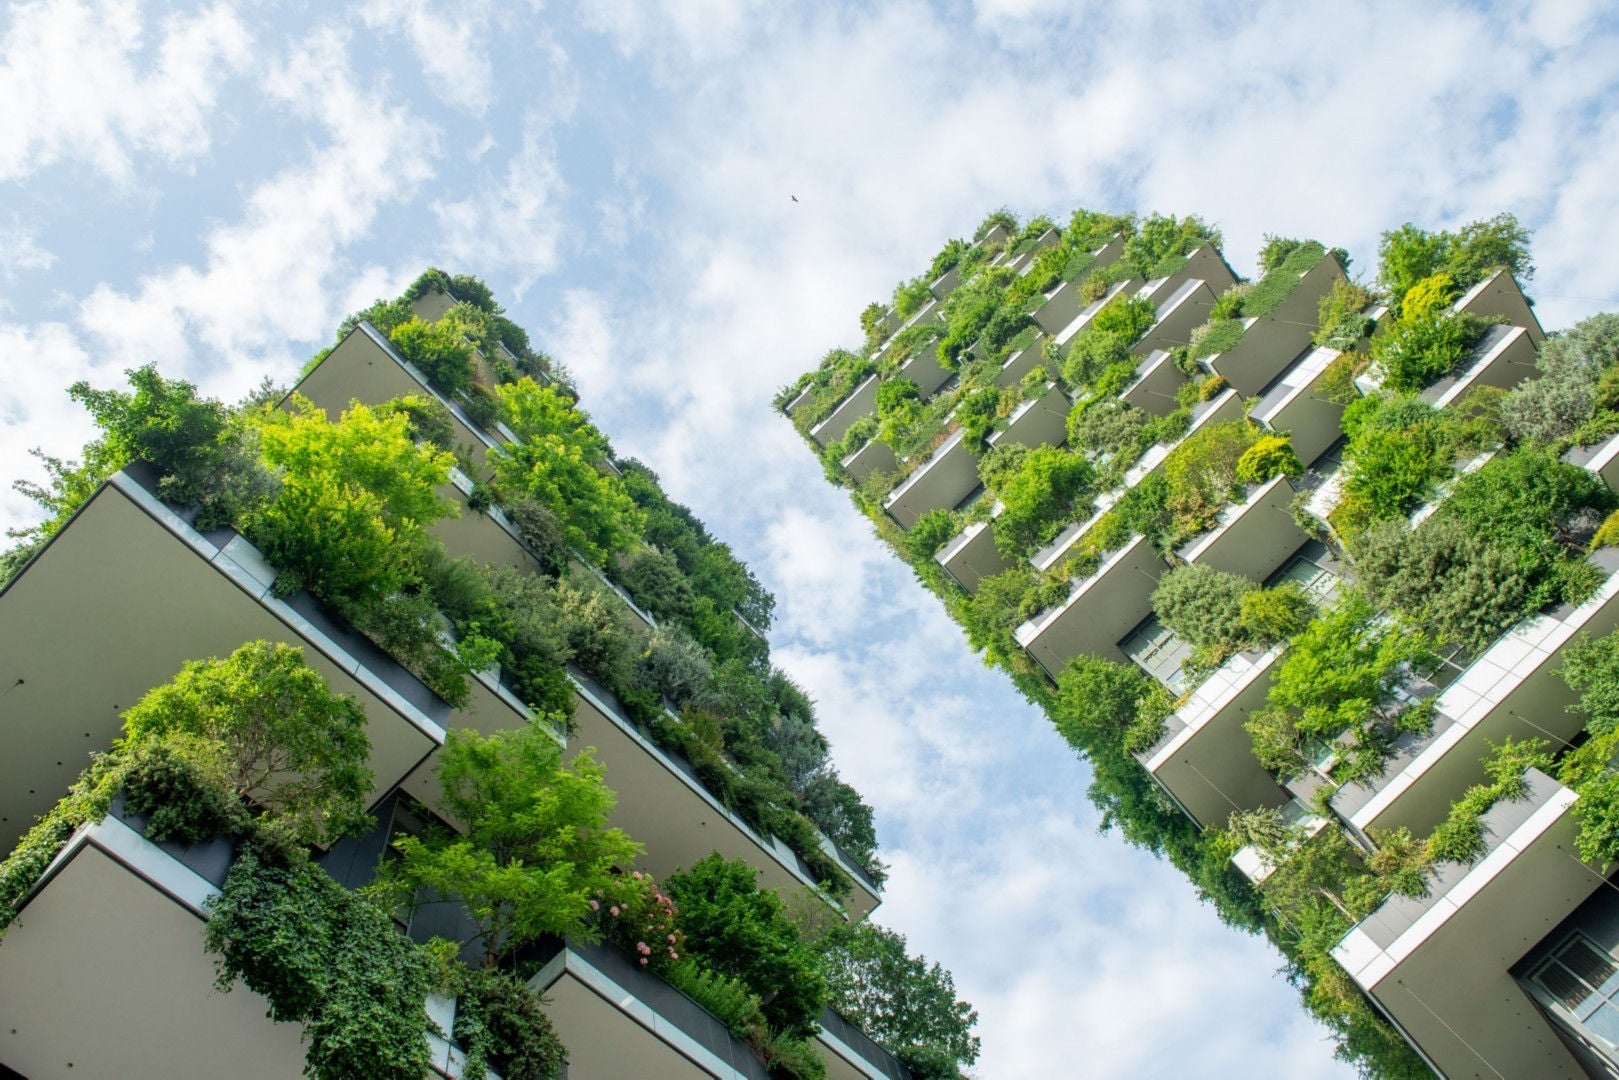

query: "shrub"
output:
1090 293 1157 341
990 445 1097 557
1313 278 1374 350
1377 214 1533 310
636 627 714 707
664 854 829 1039
451 966 567 1080
1239 583 1315 645
120 641 372 845
389 316 476 397
1053 654 1173 757
1151 564 1253 653
909 508 962 561
1372 309 1487 393
1161 420 1260 543
617 547 696 621
1067 397 1149 458
1235 435 1303 485
1189 318 1245 360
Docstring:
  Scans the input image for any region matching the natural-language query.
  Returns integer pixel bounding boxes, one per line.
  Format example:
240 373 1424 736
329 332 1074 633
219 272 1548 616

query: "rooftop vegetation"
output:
780 205 1574 1078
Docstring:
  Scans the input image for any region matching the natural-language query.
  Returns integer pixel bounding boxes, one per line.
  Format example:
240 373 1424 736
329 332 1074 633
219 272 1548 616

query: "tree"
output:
388 316 476 396
664 854 829 1039
1053 654 1172 757
1151 564 1253 653
989 444 1096 557
119 641 373 845
250 397 456 603
383 724 641 969
815 922 980 1079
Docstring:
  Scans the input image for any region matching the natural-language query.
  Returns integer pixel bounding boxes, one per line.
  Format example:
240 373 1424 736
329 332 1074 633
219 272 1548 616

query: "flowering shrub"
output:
593 871 685 973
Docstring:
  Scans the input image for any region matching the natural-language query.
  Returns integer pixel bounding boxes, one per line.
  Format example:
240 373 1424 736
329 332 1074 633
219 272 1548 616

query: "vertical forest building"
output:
781 208 1619 1078
0 273 975 1079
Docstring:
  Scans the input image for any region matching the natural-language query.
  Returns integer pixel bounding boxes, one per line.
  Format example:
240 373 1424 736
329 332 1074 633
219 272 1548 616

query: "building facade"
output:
782 209 1619 1078
0 275 936 1079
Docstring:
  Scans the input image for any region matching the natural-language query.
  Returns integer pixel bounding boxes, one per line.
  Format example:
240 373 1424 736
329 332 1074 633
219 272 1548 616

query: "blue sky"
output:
5 1 1619 1074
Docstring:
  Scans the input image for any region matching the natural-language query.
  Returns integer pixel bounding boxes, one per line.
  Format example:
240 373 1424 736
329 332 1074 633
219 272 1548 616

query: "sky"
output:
4 0 1619 1075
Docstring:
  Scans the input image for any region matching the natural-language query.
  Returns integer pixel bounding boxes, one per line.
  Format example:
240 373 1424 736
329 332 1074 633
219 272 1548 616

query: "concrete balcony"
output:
1122 388 1244 489
0 469 457 852
1420 323 1538 408
1005 226 1060 275
1119 350 1188 416
530 937 773 1080
883 383 1069 530
1230 799 1330 885
1176 474 1308 582
935 503 1010 595
1132 279 1218 358
1564 430 1619 491
897 337 952 398
1139 643 1292 828
1250 346 1354 467
929 260 964 301
0 813 319 1078
567 665 882 919
1198 255 1344 396
1333 769 1600 1079
1455 269 1546 345
1015 534 1167 678
296 322 504 474
1332 552 1619 844
1051 279 1142 352
810 373 881 449
1031 237 1128 336
994 330 1049 389
409 284 457 323
841 437 899 484
816 1007 912 1080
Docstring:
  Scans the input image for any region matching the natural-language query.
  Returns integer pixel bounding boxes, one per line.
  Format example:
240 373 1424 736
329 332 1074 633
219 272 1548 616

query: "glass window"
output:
1534 934 1619 1045
1121 617 1195 694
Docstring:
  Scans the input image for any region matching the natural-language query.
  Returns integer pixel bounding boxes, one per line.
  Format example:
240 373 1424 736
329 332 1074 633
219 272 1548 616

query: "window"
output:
1533 934 1619 1045
1121 617 1195 694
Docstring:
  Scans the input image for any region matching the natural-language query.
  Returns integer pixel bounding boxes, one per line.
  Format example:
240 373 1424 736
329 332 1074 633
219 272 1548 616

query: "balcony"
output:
1116 350 1186 416
1250 346 1354 467
935 504 1009 595
1333 552 1619 843
896 337 952 398
1051 279 1141 351
1139 642 1292 829
842 437 899 484
1454 268 1546 345
566 665 882 919
297 322 504 473
811 373 882 449
0 469 453 853
1176 474 1308 582
0 813 315 1078
1197 255 1344 395
1122 388 1244 488
1230 799 1329 885
1564 430 1619 491
994 330 1049 388
1004 226 1060 275
816 1007 912 1080
1421 323 1538 408
1131 279 1217 358
1332 769 1599 1079
1015 534 1167 678
883 383 1069 531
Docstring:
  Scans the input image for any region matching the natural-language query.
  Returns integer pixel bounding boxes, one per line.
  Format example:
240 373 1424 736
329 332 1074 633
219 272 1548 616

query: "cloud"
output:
0 0 251 184
75 28 440 391
358 0 495 114
0 219 55 282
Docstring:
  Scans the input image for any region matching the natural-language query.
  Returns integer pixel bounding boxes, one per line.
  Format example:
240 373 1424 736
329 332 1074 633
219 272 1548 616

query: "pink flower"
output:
667 934 677 943
609 906 620 917
637 942 652 955
631 871 643 880
588 899 599 911
639 957 648 966
669 951 678 960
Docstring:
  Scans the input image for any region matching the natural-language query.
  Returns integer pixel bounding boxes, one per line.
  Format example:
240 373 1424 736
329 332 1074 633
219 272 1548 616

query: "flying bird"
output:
791 194 799 203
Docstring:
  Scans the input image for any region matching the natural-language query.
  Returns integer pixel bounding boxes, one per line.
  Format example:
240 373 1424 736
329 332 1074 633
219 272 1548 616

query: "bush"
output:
389 316 476 397
1377 214 1534 310
1234 435 1303 485
1161 420 1260 544
664 854 829 1039
1238 583 1315 645
1053 654 1173 757
990 445 1097 557
875 377 921 416
451 966 566 1080
1372 309 1487 393
617 547 696 621
909 508 962 561
1313 278 1374 350
636 627 714 707
1151 564 1253 654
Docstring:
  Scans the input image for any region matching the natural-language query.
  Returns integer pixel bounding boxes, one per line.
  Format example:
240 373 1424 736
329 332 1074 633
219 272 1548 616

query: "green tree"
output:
665 853 829 1039
1151 564 1253 653
383 724 641 969
989 444 1096 557
1054 654 1173 757
389 316 476 396
120 641 373 845
815 922 980 1079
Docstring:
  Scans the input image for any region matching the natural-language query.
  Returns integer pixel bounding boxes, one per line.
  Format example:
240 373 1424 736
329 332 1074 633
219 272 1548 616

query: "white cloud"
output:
0 219 55 281
0 0 251 184
75 28 440 393
359 0 495 114
434 106 572 296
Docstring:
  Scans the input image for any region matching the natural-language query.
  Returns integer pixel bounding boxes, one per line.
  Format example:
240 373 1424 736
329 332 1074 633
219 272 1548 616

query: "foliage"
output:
1054 654 1175 758
1560 633 1619 737
1189 317 1246 361
909 508 963 560
1235 434 1303 485
449 965 567 1080
875 377 921 417
205 841 435 1080
814 921 980 1077
1500 312 1619 447
120 641 372 845
1248 591 1434 781
1425 737 1550 865
1376 213 1534 310
374 392 457 451
1313 277 1375 351
664 854 829 1039
389 316 476 397
973 209 1017 243
494 379 644 565
988 444 1097 557
250 396 455 604
1121 212 1222 278
592 869 686 972
1151 564 1253 655
1370 306 1488 394
1158 420 1262 547
378 724 641 969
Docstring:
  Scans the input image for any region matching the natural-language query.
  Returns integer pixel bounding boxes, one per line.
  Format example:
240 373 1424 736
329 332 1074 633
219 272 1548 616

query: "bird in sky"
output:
790 194 799 203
